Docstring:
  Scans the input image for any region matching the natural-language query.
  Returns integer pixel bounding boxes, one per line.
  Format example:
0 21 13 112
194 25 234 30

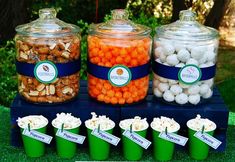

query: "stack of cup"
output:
150 116 180 161
85 112 115 160
52 113 82 158
17 115 48 157
119 116 149 161
187 115 217 160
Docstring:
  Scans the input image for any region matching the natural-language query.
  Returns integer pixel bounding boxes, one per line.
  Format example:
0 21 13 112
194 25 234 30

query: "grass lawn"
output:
0 106 235 162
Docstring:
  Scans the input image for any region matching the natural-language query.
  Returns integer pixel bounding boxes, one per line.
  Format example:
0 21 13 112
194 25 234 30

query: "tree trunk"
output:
205 0 229 29
171 0 187 22
0 0 29 42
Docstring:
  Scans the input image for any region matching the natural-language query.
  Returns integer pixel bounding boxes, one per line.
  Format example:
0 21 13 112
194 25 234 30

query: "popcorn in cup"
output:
187 114 217 160
119 116 149 161
17 115 48 157
85 112 115 160
52 113 82 158
151 116 180 161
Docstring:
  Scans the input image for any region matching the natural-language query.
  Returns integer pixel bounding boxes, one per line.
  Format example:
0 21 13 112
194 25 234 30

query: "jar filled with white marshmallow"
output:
153 10 219 105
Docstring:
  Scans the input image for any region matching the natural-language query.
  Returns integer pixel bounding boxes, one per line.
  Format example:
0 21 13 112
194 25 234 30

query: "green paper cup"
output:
86 123 115 160
53 126 80 158
120 128 147 161
187 120 216 160
18 116 48 158
152 129 179 161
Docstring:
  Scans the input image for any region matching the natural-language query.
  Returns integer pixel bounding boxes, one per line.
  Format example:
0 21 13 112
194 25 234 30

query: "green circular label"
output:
34 60 58 84
178 64 202 85
108 65 132 87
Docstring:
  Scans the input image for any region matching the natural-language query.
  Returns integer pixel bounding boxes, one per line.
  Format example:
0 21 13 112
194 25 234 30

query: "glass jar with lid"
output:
15 8 81 104
153 10 219 105
87 9 152 105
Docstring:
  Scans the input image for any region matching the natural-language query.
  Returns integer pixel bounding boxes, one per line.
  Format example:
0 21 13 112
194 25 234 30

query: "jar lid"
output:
15 8 80 37
156 10 219 41
88 9 151 38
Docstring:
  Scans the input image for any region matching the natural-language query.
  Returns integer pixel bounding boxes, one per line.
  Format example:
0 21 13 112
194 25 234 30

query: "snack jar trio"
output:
15 8 219 106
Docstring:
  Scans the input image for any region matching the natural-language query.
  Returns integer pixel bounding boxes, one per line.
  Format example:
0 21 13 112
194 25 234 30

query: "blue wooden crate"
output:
10 80 229 151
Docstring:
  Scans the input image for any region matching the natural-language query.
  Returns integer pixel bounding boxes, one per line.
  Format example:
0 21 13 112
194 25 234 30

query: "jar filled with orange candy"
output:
87 9 152 105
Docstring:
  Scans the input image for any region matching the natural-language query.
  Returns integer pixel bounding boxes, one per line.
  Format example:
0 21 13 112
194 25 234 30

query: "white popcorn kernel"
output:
52 113 81 129
151 116 180 132
154 47 164 58
17 115 48 129
205 51 216 62
158 83 169 92
163 90 175 102
187 85 200 95
175 63 185 68
119 116 149 131
85 112 115 131
153 79 160 87
162 44 175 56
188 94 200 105
168 79 178 85
191 47 204 60
177 49 190 63
154 88 163 97
175 93 188 104
170 85 183 95
187 114 216 132
199 84 210 95
186 58 199 66
202 88 213 99
166 54 179 66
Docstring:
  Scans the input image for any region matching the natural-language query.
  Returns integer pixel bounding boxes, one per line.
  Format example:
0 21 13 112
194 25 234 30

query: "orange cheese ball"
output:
87 35 151 105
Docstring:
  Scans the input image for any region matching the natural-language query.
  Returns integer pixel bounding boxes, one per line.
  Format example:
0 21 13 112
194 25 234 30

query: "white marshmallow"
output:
206 61 214 67
179 82 190 88
199 84 210 95
177 49 190 63
162 44 175 56
198 54 207 64
188 94 201 105
191 47 204 60
154 47 164 58
199 63 208 68
158 76 168 83
202 88 213 99
186 58 199 66
158 82 169 92
163 90 175 102
159 52 167 62
175 93 188 104
155 58 162 63
170 85 183 95
168 79 178 85
205 51 216 62
187 85 200 95
174 44 185 52
203 79 213 87
166 54 179 66
154 88 163 97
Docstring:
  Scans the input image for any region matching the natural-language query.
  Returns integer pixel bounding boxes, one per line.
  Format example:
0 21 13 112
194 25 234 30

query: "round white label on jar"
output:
108 65 132 87
34 61 58 84
178 64 201 85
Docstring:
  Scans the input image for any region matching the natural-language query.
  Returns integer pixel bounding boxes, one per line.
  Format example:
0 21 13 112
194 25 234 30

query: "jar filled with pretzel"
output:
15 8 81 104
87 9 152 105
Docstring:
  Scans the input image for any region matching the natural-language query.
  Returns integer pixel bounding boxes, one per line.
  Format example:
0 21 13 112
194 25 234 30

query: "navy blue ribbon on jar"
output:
87 60 151 80
16 58 81 77
152 61 216 80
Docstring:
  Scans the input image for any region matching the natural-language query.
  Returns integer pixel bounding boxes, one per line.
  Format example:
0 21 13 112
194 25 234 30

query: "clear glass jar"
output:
153 10 219 105
87 9 152 105
15 8 81 104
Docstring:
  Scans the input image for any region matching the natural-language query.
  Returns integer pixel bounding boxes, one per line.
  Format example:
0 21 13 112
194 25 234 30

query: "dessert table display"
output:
11 8 229 161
